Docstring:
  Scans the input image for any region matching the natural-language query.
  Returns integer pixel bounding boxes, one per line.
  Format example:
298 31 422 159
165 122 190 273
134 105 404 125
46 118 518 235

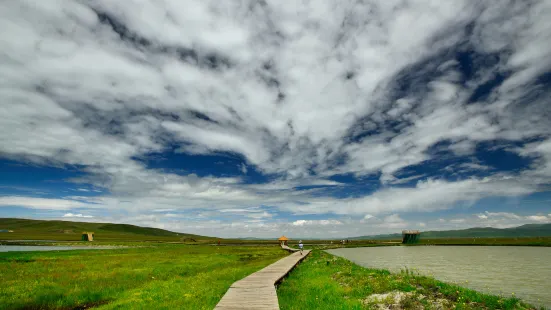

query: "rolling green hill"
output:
350 223 551 240
0 218 214 242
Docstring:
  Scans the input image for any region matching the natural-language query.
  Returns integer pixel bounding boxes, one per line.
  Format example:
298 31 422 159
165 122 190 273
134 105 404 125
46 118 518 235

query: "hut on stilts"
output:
81 232 94 241
402 230 420 244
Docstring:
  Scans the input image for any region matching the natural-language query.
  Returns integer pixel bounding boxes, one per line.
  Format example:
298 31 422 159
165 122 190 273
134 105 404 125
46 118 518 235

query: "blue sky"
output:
1 0 550 238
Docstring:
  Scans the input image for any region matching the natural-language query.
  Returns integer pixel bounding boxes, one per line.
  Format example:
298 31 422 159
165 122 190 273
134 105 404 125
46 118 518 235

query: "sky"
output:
1 0 551 238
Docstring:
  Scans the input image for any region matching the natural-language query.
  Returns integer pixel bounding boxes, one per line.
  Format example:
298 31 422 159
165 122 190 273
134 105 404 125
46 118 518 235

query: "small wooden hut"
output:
402 230 420 244
81 232 94 241
278 235 289 246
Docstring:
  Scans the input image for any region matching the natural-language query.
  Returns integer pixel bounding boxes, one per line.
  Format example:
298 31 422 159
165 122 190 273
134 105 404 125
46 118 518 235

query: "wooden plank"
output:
214 250 310 310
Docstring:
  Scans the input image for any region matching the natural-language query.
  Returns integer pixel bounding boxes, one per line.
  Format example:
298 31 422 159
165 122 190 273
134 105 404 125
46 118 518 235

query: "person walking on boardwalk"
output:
298 240 303 255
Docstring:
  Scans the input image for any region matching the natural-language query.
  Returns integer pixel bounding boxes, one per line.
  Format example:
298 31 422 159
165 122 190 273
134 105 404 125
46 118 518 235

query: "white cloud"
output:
458 163 491 171
450 218 466 224
388 212 551 233
240 163 248 174
63 213 94 218
0 196 91 210
383 214 404 223
2 0 548 180
387 174 427 185
277 177 535 216
246 211 273 220
292 219 342 226
379 214 407 228
518 138 551 184
462 211 551 228
484 211 522 220
525 215 549 223
219 208 257 213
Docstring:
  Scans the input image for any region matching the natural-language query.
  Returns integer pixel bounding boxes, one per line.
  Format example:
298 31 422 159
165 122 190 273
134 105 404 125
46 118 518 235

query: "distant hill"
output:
0 218 214 241
97 223 180 237
349 223 551 240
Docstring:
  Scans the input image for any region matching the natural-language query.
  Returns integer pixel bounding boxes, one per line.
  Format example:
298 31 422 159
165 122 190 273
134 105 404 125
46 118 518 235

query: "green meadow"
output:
0 244 286 310
1 245 544 310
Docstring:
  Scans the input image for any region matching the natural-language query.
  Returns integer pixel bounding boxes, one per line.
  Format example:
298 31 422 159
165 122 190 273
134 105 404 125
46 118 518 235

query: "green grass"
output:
0 244 287 309
277 250 541 310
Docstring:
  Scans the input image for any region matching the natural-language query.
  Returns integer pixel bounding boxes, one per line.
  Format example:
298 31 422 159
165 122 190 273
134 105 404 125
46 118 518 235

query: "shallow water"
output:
0 245 119 252
327 246 551 309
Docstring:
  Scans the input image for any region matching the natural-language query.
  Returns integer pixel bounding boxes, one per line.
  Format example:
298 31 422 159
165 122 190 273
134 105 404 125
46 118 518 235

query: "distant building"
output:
81 232 94 241
278 235 289 246
0 229 13 233
402 230 420 244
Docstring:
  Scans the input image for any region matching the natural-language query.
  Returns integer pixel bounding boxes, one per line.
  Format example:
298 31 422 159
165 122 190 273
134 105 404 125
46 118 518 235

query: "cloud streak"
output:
63 213 94 218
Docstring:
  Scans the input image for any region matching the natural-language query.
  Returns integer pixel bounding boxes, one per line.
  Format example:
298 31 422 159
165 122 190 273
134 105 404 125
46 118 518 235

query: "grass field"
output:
277 250 541 310
0 244 287 310
1 241 548 309
2 217 550 309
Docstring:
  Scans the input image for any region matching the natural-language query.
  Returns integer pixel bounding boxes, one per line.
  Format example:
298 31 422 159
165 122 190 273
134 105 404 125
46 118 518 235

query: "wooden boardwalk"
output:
214 249 311 310
280 244 299 253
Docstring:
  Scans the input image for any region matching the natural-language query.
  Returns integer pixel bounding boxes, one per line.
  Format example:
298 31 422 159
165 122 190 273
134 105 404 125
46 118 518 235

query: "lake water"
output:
0 245 119 252
327 246 551 309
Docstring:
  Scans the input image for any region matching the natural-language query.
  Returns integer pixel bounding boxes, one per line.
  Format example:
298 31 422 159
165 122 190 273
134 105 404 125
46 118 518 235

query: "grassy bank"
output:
0 244 286 309
277 250 541 310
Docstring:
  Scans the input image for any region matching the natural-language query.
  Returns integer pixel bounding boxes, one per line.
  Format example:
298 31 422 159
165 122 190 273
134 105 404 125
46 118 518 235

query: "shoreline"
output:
277 249 544 310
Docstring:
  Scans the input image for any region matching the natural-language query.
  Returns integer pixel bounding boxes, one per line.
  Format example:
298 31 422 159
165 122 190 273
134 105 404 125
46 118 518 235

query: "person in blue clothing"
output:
298 240 303 255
